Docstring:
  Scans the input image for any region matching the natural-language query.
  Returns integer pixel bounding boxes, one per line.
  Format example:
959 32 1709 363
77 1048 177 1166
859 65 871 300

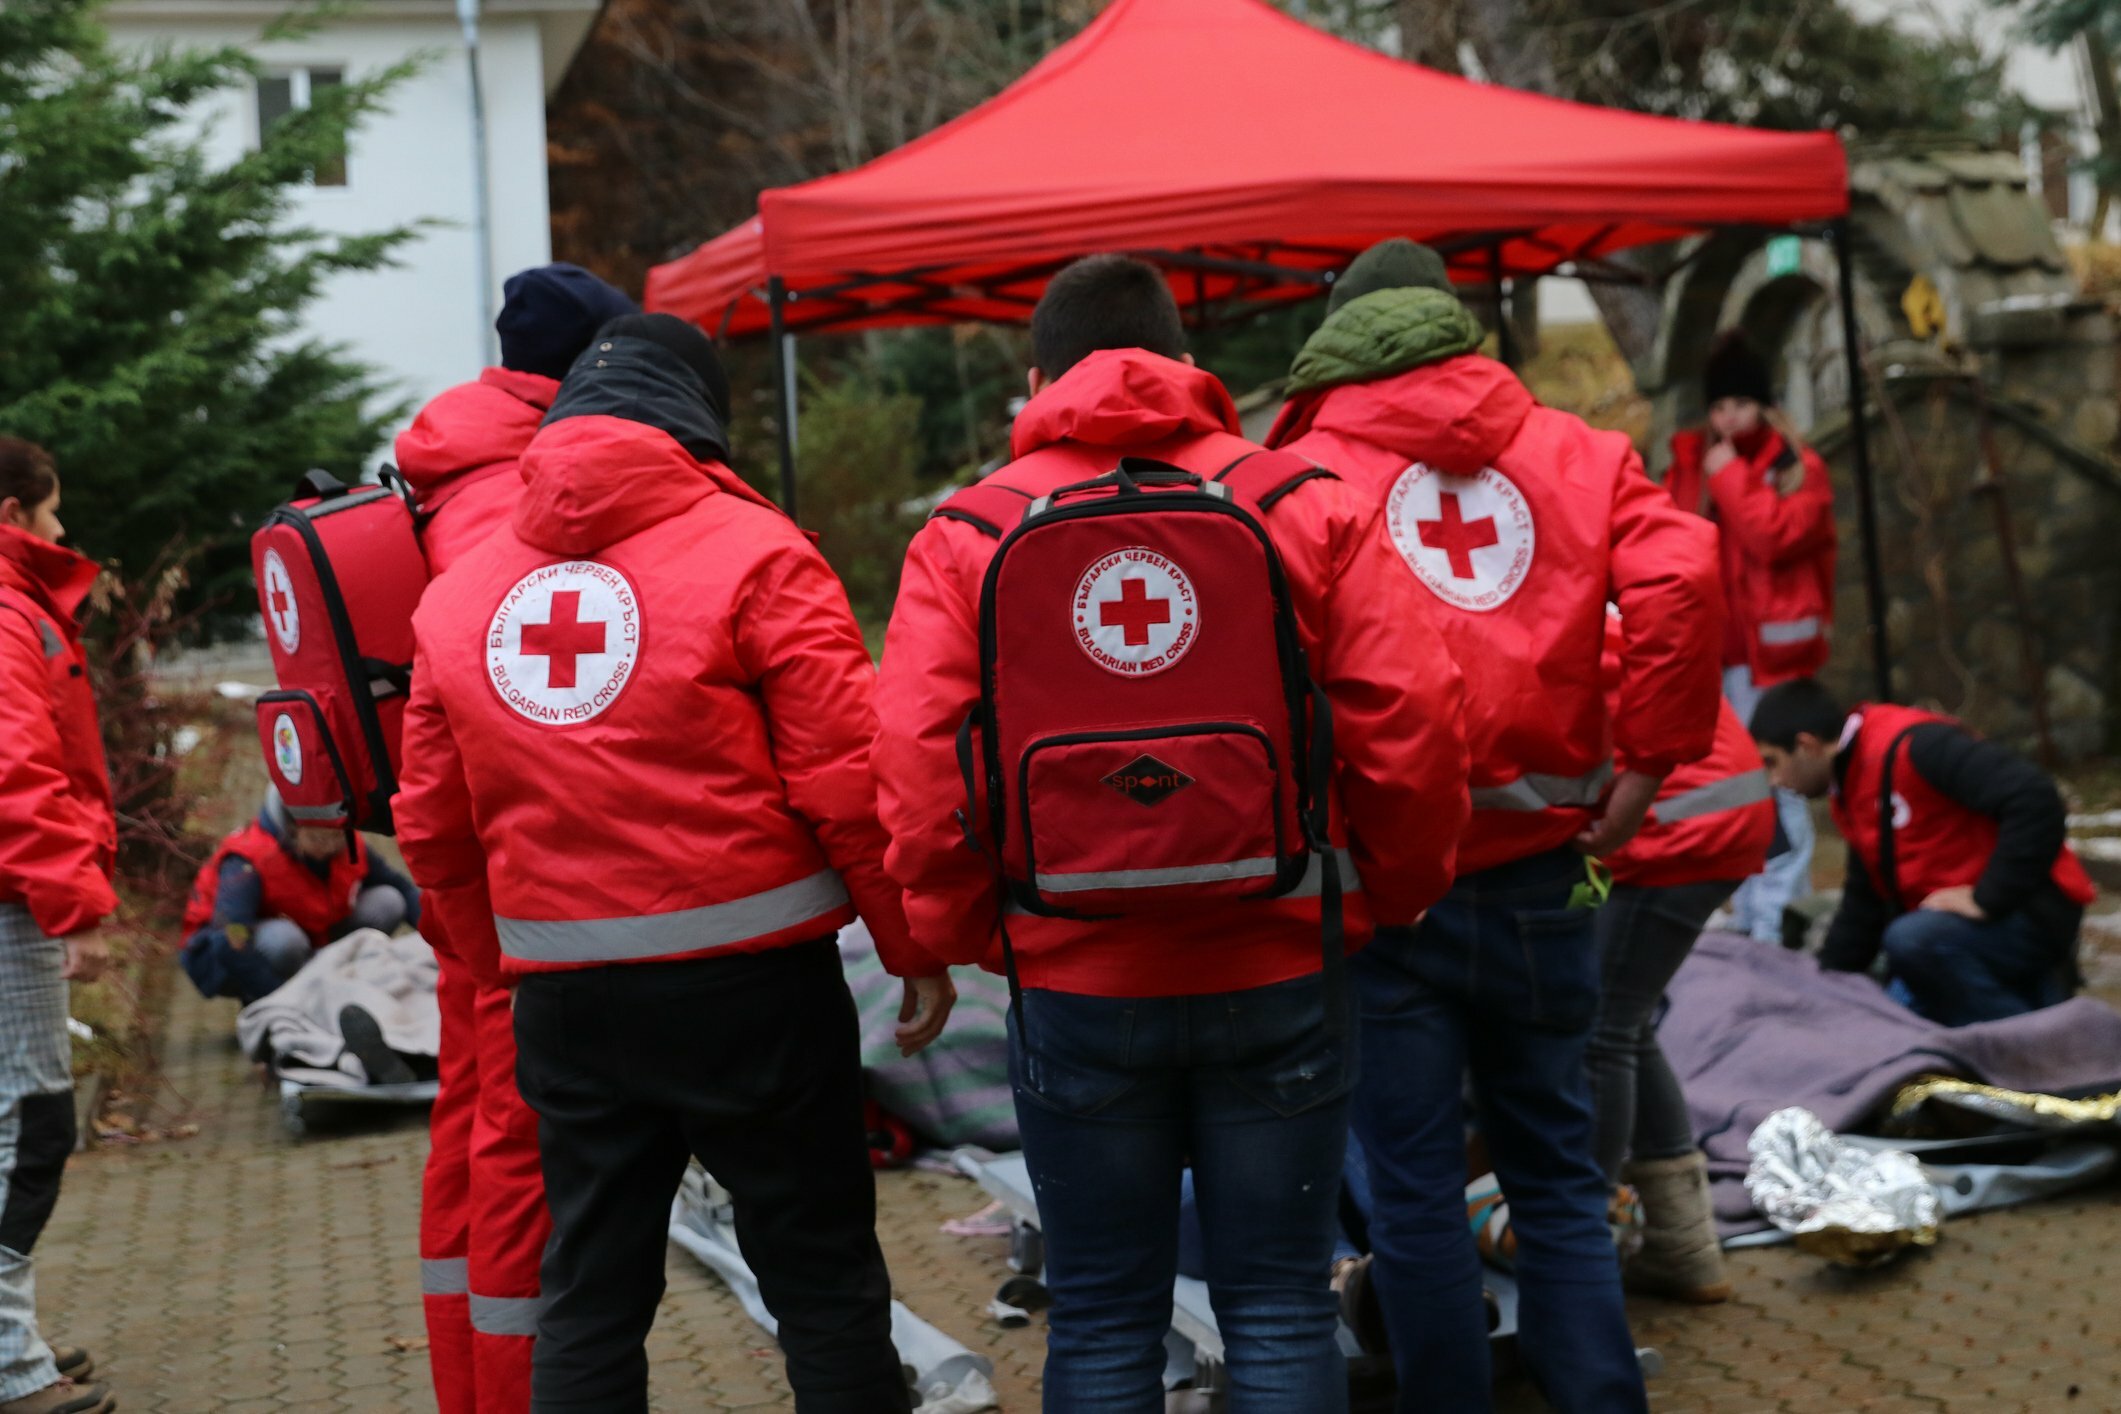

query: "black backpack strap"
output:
1304 676 1347 1043
929 481 1035 539
1214 449 1339 512
1876 724 1924 913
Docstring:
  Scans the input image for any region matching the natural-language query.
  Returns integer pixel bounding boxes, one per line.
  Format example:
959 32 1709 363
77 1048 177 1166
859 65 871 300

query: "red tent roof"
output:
645 0 1848 338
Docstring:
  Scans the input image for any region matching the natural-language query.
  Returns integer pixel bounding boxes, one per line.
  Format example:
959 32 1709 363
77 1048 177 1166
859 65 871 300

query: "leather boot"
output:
1622 1150 1732 1303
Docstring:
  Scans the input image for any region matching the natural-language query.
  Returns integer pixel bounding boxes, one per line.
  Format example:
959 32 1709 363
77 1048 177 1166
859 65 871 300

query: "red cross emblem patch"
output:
1385 463 1536 613
486 560 643 726
261 549 301 654
1073 548 1199 677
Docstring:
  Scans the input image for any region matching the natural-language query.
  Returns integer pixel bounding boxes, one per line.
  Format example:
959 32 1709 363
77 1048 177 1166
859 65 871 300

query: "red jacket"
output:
874 350 1470 997
0 526 117 938
1270 356 1723 877
1601 620 1774 888
395 368 559 575
181 821 371 945
395 414 934 982
1831 703 2096 912
1666 425 1835 685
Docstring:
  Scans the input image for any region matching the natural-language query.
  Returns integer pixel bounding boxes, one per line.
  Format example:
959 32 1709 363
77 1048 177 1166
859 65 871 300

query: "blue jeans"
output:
1882 909 2072 1027
1010 973 1353 1413
1352 849 1647 1414
1178 1130 1373 1276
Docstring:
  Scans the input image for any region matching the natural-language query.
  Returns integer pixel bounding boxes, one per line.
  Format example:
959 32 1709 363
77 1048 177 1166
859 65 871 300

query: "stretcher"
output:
951 1149 1662 1402
667 1166 1000 1413
277 1076 438 1139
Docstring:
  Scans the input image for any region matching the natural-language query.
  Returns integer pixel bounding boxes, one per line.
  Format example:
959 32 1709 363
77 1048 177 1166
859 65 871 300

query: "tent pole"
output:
1833 216 1892 703
768 277 799 522
1489 243 1517 369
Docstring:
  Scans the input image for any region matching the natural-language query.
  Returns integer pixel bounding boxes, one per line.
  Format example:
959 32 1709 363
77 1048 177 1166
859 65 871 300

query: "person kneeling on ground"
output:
1751 679 2097 1026
180 791 420 1005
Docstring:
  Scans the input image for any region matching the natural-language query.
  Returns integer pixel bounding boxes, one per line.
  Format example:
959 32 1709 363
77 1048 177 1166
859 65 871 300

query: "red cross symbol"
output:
520 590 607 690
1098 578 1172 647
1418 492 1500 580
268 580 292 625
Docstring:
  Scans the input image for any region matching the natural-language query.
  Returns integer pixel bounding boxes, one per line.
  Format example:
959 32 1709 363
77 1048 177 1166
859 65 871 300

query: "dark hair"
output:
1750 678 1845 750
0 438 57 512
1030 255 1187 379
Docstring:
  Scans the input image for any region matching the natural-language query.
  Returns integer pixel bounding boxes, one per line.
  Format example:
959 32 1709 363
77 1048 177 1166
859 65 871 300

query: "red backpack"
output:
940 454 1342 1002
250 470 429 833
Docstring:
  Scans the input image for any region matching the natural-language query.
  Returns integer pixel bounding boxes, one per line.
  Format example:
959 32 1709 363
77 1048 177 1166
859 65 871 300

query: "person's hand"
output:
1573 770 1666 858
63 928 113 984
1703 440 1738 475
896 973 957 1057
1919 885 1987 921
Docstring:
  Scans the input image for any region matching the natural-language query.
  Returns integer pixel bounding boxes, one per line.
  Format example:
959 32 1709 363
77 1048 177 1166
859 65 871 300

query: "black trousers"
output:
513 938 909 1414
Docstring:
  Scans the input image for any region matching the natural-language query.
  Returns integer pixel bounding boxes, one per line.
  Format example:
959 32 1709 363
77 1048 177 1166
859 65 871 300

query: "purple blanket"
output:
1660 932 2121 1234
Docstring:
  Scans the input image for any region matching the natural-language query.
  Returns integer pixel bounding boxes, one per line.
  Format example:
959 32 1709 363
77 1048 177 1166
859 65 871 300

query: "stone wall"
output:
1642 147 2121 758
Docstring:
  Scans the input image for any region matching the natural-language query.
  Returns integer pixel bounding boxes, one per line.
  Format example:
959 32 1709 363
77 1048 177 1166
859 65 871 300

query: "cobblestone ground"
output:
31 974 2121 1412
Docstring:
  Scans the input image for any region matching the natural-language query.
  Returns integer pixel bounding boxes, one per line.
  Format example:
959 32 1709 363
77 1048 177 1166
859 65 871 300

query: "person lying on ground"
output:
1751 678 2096 1027
180 790 420 1005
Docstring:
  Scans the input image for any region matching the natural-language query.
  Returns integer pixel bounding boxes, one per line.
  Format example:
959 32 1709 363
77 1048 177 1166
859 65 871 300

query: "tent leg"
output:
1489 243 1516 369
768 276 799 522
1833 218 1892 703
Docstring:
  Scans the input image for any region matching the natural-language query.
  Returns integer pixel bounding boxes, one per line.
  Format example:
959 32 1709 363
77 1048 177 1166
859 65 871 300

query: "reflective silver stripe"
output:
1652 769 1772 825
1037 855 1281 894
495 869 849 963
1759 617 1823 647
286 803 347 823
468 1293 545 1337
1470 761 1615 813
1013 848 1358 908
36 621 63 659
420 1258 469 1295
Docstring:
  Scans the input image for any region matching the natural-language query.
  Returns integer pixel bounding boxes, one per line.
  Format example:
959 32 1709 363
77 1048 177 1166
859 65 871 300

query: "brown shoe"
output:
0 1379 115 1413
49 1350 90 1383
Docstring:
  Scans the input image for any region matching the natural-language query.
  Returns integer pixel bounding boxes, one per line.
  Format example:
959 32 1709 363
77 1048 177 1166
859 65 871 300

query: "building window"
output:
257 67 347 187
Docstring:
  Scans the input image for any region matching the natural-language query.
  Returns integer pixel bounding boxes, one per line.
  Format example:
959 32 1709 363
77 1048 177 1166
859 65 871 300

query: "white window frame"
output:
255 65 350 189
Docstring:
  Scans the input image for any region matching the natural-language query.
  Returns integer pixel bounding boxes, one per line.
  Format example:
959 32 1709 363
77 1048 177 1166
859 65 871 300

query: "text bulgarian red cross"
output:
520 590 607 690
1418 492 1500 580
1099 577 1173 647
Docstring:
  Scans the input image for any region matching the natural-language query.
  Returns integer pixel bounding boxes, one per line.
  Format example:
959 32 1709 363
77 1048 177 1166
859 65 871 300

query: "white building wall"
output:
102 10 558 425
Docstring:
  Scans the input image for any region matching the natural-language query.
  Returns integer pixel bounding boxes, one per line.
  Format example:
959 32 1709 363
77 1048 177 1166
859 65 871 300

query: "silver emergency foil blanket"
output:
1744 1107 1942 1268
669 1166 999 1413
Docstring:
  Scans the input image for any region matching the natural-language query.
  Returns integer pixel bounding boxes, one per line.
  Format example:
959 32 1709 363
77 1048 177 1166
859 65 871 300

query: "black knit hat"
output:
496 263 638 380
1704 330 1774 407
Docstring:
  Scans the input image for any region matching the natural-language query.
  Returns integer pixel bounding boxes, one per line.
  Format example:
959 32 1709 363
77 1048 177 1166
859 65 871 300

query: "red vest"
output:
182 822 371 945
1830 704 2096 914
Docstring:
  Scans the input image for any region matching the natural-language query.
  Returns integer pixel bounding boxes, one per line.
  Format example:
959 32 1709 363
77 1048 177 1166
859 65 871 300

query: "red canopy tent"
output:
645 0 1890 696
646 0 1848 337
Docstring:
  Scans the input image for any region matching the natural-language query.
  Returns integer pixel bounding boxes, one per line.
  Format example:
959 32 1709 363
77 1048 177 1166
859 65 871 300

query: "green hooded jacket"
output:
1286 286 1487 398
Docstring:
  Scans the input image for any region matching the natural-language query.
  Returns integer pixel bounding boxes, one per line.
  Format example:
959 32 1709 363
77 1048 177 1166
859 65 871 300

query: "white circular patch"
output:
1385 464 1536 613
1890 792 1913 831
271 712 303 786
261 549 301 654
1072 548 1199 677
486 561 642 726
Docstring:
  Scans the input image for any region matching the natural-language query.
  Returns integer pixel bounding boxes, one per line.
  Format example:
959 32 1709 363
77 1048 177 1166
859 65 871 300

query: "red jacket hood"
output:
1011 350 1241 458
1270 355 1534 474
513 415 783 557
394 368 559 502
0 525 99 622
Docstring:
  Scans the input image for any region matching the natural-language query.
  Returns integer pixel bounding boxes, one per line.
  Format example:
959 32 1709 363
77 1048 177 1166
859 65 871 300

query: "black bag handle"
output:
293 468 350 501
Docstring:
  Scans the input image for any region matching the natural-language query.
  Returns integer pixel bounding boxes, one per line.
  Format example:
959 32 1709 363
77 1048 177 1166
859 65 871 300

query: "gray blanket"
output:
236 928 441 1088
1661 931 2121 1234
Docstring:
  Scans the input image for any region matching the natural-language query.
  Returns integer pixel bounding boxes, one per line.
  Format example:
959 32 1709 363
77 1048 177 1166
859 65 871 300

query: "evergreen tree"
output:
0 0 417 605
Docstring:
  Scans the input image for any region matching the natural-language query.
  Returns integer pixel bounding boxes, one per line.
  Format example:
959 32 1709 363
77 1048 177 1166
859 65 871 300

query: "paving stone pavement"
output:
29 973 2121 1412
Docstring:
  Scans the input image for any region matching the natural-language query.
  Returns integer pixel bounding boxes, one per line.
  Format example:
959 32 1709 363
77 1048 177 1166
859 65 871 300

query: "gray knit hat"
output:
1327 239 1453 315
